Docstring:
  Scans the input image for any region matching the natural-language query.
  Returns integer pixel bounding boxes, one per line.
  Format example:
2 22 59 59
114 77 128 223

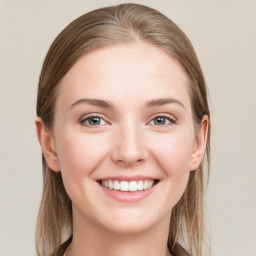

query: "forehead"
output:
57 42 191 110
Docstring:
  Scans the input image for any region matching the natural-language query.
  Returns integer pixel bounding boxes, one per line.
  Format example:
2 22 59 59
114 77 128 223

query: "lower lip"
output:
98 183 157 202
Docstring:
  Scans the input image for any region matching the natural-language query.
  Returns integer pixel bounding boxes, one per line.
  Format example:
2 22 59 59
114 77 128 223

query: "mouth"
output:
98 179 159 192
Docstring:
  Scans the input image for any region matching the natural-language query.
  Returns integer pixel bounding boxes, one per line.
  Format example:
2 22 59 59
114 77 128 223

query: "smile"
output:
97 177 159 202
100 180 157 192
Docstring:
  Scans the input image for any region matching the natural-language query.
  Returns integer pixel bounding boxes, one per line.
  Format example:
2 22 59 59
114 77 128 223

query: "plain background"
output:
0 0 255 255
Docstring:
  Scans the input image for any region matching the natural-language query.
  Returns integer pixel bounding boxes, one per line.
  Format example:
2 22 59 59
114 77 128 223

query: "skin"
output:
36 42 208 256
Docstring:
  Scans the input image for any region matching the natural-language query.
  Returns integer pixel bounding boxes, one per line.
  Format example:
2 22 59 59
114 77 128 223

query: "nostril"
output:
113 156 146 167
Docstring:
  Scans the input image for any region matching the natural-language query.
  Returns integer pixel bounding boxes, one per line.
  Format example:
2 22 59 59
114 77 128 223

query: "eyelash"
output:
79 114 177 127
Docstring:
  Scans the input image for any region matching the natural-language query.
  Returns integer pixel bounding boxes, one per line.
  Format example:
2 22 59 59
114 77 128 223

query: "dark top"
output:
171 243 191 256
55 237 191 256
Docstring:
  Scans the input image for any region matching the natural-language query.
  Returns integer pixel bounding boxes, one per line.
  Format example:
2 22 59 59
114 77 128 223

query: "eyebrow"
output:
146 98 185 108
69 98 114 109
69 97 185 110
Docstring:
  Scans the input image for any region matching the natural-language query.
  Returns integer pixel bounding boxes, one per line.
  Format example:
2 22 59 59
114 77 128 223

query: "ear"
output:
189 115 209 171
35 117 61 172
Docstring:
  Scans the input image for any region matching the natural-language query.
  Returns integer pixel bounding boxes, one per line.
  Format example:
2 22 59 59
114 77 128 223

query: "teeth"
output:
113 180 120 190
120 181 129 191
101 179 155 192
109 180 114 189
137 181 144 191
143 180 148 190
148 180 153 188
129 181 137 192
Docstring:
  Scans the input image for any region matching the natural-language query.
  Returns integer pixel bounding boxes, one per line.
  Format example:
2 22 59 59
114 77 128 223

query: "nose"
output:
111 123 148 167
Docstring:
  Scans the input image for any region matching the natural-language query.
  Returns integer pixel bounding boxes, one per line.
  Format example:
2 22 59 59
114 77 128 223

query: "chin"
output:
96 207 170 236
103 219 155 235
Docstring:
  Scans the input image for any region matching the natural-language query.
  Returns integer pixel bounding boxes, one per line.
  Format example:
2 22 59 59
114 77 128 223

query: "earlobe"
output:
189 115 209 171
35 117 61 172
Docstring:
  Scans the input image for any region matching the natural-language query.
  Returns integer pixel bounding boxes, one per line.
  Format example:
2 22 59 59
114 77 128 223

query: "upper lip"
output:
97 175 158 181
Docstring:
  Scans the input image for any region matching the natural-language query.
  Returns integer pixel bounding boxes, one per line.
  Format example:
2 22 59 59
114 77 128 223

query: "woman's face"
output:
43 42 206 234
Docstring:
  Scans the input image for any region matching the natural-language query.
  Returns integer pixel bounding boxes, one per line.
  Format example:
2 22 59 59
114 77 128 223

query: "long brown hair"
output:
36 3 211 256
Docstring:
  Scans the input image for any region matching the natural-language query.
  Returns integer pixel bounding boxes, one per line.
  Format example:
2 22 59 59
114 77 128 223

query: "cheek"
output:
150 131 194 175
55 130 109 177
54 130 111 206
158 134 193 203
146 130 195 212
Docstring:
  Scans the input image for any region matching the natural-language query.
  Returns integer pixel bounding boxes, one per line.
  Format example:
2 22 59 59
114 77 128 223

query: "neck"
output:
69 207 172 256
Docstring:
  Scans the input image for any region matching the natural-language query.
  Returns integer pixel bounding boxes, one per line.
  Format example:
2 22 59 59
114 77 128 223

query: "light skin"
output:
36 42 208 256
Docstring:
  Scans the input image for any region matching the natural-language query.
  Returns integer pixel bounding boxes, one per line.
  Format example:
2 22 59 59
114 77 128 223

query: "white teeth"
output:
148 180 154 189
143 180 148 190
120 181 129 191
109 180 114 189
137 181 144 191
113 180 120 190
129 181 137 191
101 179 155 192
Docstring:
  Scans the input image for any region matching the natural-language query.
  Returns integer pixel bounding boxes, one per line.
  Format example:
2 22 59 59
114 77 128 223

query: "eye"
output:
80 115 107 127
149 115 176 126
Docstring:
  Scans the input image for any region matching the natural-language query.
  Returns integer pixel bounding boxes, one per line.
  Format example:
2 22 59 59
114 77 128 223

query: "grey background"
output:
0 0 255 255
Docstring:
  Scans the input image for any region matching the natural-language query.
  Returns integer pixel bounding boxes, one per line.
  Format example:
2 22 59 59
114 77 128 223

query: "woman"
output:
35 3 210 256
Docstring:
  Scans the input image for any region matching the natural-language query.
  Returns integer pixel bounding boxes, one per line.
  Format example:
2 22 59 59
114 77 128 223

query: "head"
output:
36 3 210 256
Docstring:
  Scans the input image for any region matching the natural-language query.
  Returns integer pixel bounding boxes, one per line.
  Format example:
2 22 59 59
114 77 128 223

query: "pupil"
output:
89 117 100 125
155 117 165 125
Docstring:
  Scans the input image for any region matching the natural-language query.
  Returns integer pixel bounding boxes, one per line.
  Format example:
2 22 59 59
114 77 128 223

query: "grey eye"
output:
88 117 101 125
81 116 107 126
152 116 170 125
